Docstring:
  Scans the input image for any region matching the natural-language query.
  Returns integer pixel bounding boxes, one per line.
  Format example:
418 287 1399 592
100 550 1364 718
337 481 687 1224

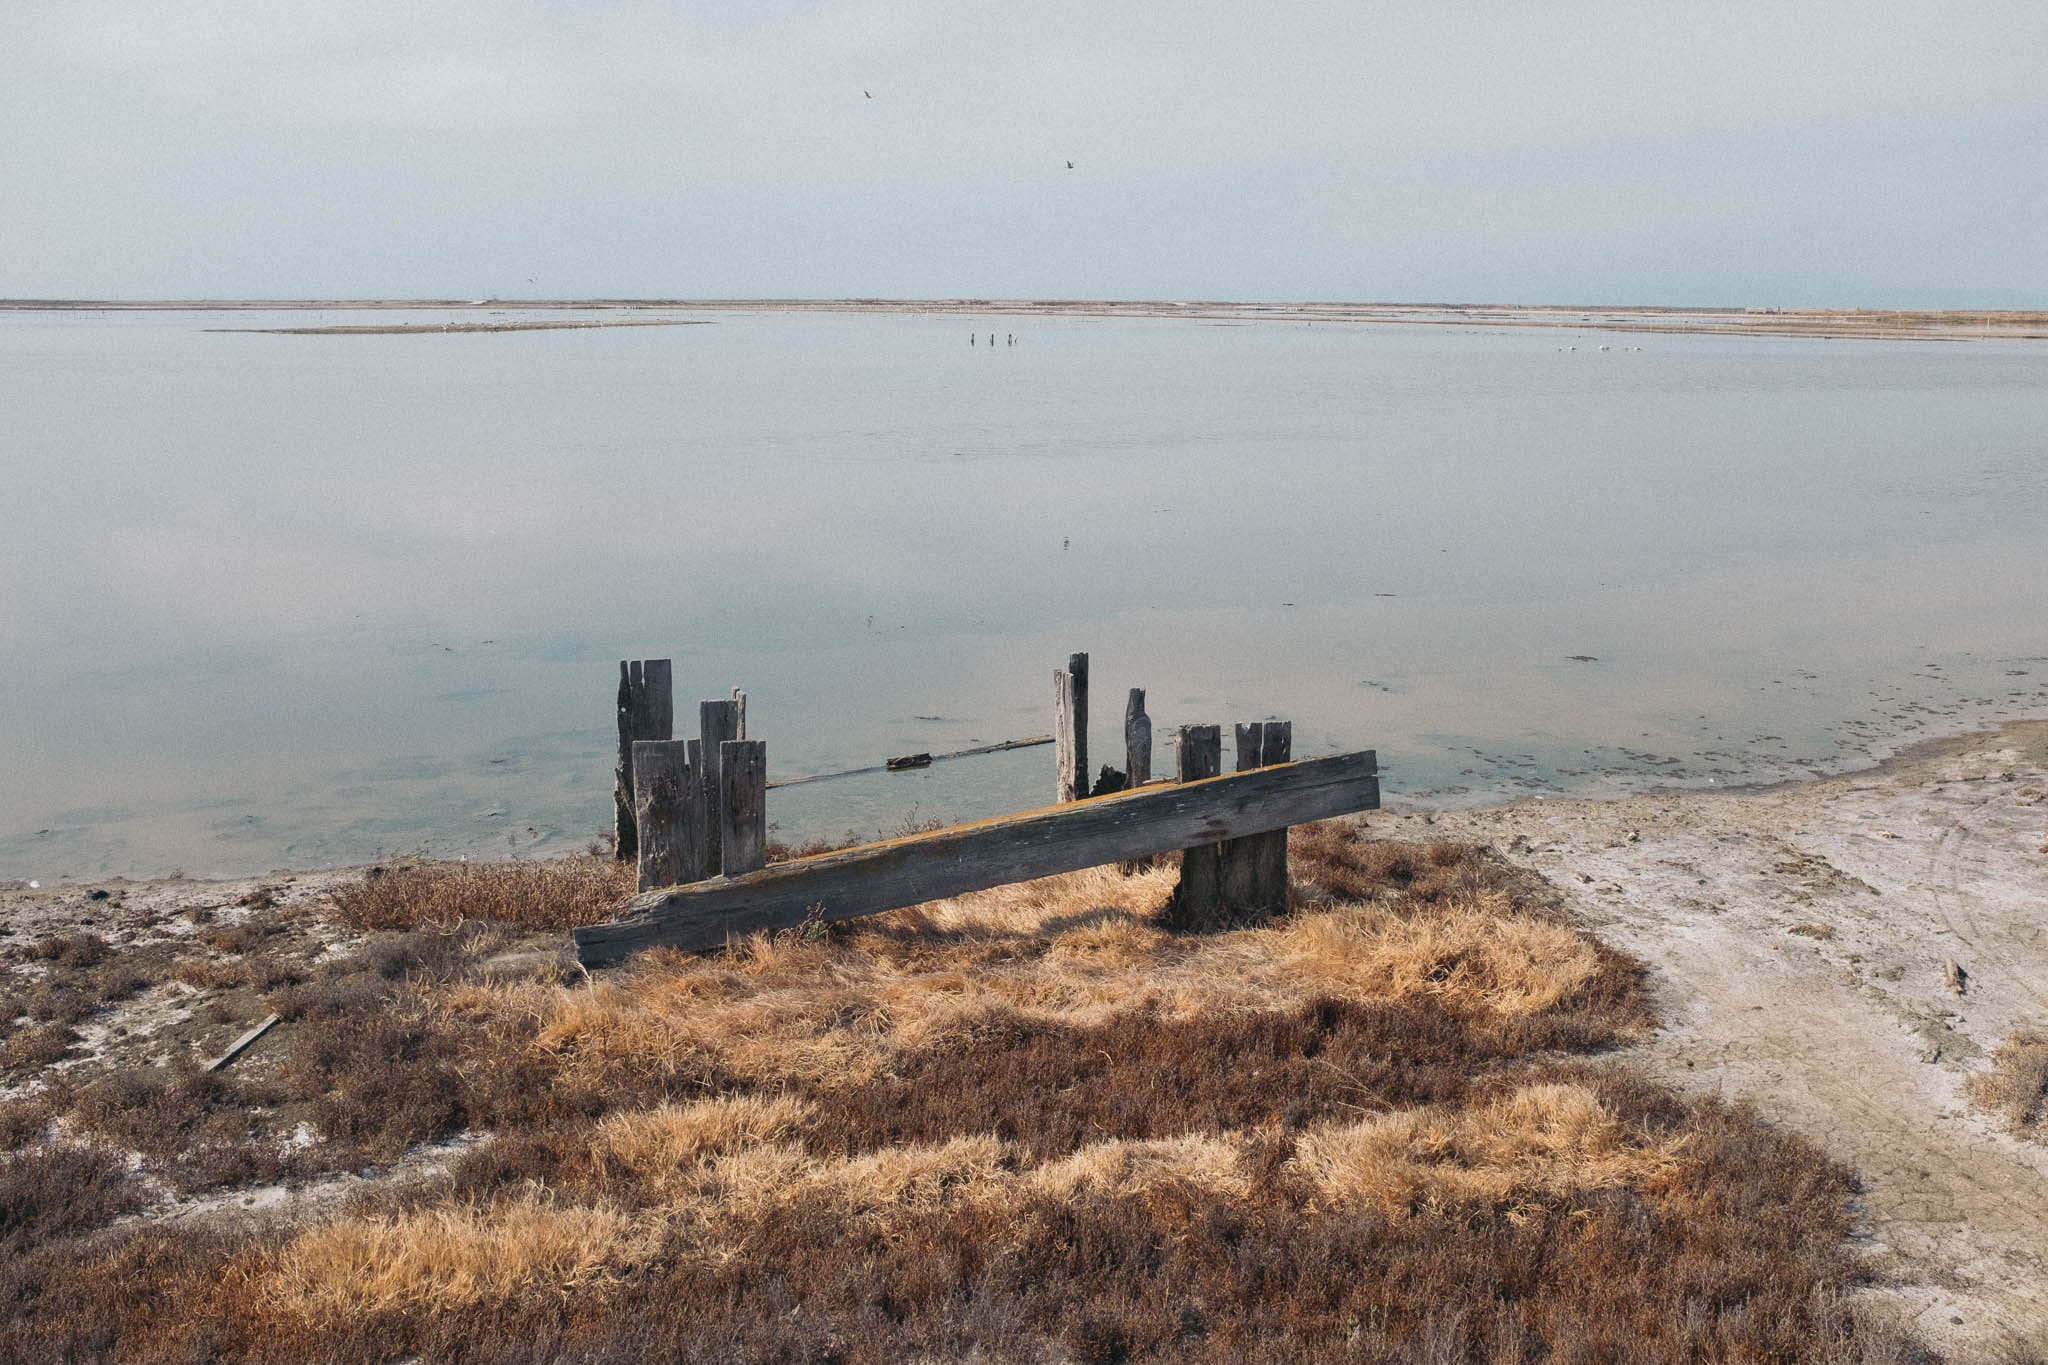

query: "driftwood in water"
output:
574 748 1380 964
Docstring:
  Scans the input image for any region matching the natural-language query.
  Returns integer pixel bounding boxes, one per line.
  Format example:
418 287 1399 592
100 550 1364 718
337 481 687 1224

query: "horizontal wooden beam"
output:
572 748 1378 965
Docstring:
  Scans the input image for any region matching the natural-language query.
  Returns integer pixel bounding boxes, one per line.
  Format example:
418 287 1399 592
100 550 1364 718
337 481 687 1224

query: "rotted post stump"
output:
615 659 674 861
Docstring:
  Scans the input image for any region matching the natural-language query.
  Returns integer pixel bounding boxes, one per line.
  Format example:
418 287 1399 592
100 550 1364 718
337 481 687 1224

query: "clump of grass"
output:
328 857 632 932
0 1143 141 1255
1969 1030 2048 1137
30 933 112 969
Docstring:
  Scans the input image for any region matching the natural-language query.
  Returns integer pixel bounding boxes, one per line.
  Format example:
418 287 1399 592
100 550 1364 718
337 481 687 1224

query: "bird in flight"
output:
864 90 872 99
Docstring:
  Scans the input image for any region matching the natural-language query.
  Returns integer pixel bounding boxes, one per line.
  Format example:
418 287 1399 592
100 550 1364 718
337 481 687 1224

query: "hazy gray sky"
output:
4 1 2043 304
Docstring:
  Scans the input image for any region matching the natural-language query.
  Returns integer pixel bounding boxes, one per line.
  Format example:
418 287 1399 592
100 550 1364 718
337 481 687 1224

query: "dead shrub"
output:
328 857 632 932
0 1143 141 1255
170 957 250 990
3 1022 79 1069
1969 1030 2048 1137
30 932 112 969
69 1065 295 1193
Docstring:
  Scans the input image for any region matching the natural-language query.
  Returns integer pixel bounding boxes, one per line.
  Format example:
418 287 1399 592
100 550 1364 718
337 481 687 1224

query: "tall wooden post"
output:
1166 724 1224 926
1125 688 1151 786
1254 722 1293 907
1054 652 1089 801
720 739 768 877
615 659 674 861
632 739 690 892
700 698 743 873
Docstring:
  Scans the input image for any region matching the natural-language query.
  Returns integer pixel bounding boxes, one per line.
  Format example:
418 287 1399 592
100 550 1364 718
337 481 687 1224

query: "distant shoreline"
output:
5 298 2045 341
201 318 710 336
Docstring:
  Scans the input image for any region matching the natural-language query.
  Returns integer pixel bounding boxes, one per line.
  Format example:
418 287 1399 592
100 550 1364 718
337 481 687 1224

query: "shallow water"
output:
3 307 2045 879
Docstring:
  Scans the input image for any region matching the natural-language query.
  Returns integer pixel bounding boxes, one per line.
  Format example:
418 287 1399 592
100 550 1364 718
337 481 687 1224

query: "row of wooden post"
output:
1054 652 1294 922
617 660 766 892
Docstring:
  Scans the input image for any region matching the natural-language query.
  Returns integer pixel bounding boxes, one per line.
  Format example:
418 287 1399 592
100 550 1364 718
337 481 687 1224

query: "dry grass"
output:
1970 1029 2048 1137
327 855 633 932
0 823 1920 1362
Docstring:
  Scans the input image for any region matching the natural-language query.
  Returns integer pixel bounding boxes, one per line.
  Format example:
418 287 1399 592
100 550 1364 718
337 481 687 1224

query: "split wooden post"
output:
1253 722 1294 906
1054 652 1089 801
699 698 743 872
1220 723 1268 908
614 659 674 862
720 739 768 877
680 739 710 881
1125 689 1151 786
631 739 691 892
1167 723 1224 924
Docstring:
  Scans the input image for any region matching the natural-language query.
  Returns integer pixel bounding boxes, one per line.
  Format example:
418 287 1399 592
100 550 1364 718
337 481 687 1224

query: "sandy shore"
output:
6 722 2046 1356
8 298 2046 341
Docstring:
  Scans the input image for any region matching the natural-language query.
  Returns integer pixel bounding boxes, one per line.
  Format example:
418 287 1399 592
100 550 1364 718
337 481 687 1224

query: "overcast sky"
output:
4 1 2043 304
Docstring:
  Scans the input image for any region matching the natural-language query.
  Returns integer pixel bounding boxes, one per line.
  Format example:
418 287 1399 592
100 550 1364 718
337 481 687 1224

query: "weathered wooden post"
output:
1054 652 1089 801
680 739 710 881
699 697 743 871
631 739 691 892
1166 723 1224 925
720 739 768 877
1125 688 1151 786
1219 721 1292 912
615 660 674 861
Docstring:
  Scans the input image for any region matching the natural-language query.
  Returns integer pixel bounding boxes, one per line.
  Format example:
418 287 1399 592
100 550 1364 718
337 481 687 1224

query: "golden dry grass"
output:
328 855 633 931
1969 1029 2048 1137
2 824 1909 1361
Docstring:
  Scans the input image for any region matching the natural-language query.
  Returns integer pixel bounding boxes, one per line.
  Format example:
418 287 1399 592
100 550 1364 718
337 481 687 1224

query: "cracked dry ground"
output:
1427 720 2048 1360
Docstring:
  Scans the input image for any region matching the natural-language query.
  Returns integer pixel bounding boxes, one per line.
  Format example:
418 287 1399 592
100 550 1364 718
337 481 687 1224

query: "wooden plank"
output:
613 659 674 861
1054 652 1089 801
1168 723 1225 925
699 698 741 871
632 739 691 892
206 1013 280 1072
574 747 1379 963
1125 688 1151 787
720 739 768 876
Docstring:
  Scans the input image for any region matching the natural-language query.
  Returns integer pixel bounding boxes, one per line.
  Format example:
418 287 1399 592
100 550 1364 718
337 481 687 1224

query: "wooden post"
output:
1054 652 1089 801
680 739 710 881
720 739 768 877
1219 723 1267 908
1166 723 1224 926
614 659 674 862
699 698 742 872
1254 722 1294 907
632 739 691 892
1125 688 1151 786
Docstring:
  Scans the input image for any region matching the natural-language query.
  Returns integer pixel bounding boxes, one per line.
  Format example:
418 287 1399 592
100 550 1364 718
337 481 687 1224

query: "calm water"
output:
4 307 2046 880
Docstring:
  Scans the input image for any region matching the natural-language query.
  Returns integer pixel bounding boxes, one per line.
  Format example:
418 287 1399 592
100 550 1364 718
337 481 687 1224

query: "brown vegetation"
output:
1970 1030 2048 1138
0 825 1923 1360
327 856 632 932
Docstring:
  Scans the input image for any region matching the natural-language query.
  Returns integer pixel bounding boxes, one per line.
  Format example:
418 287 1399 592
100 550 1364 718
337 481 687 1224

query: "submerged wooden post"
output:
1167 724 1224 925
1054 653 1089 801
1125 688 1151 786
632 739 691 892
614 659 674 861
720 739 768 877
699 698 742 872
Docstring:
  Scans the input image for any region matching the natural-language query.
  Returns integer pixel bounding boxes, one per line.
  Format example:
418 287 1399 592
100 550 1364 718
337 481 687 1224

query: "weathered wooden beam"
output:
632 739 691 893
1054 652 1088 802
573 747 1379 964
720 739 767 876
614 659 674 861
